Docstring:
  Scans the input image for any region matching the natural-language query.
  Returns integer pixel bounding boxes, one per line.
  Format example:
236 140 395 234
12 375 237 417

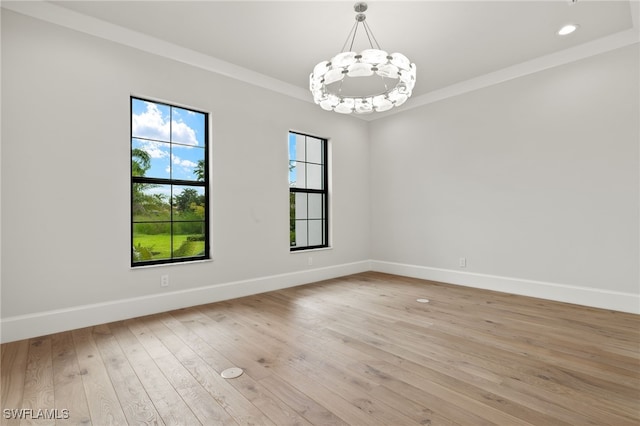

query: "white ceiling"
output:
5 1 640 119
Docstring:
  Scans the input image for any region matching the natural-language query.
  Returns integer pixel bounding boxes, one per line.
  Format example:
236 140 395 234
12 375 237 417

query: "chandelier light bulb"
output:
309 3 416 115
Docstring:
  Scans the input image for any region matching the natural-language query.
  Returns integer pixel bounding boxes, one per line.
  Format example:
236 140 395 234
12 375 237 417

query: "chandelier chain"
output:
340 21 359 54
348 21 361 52
363 21 382 50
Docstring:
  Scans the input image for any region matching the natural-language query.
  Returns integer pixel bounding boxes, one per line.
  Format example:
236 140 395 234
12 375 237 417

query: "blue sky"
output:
289 132 297 187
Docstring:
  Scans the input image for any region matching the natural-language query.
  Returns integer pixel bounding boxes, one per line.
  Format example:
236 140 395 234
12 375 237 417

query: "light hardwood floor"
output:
1 272 639 425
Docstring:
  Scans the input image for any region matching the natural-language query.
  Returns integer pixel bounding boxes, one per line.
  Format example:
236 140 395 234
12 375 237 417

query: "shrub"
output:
133 243 154 261
172 240 204 258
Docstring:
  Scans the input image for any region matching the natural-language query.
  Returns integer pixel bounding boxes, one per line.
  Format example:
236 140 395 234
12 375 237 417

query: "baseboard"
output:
371 260 639 314
3 259 635 343
0 260 371 343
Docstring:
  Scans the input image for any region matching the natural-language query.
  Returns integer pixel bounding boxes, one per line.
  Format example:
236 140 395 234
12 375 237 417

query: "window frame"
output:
130 96 210 267
289 131 329 251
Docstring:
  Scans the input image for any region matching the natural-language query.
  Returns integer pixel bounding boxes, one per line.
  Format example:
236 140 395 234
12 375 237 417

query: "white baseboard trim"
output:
0 260 371 343
371 260 640 315
3 259 636 343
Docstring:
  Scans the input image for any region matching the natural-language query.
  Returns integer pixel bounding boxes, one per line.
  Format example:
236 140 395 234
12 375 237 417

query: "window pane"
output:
308 220 323 246
295 193 307 219
131 99 171 142
132 139 170 179
172 145 205 181
173 185 205 221
173 219 205 237
133 184 171 222
133 222 171 263
172 223 205 258
288 132 296 163
295 220 308 247
290 193 296 246
289 161 296 187
308 193 323 219
294 162 306 188
295 133 306 162
171 107 205 147
307 137 323 164
307 163 323 190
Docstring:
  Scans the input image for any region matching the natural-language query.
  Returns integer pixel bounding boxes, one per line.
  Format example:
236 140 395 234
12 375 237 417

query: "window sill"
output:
130 258 214 270
290 246 333 254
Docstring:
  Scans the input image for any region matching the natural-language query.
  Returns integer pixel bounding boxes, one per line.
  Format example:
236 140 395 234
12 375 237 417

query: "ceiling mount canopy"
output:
309 2 417 115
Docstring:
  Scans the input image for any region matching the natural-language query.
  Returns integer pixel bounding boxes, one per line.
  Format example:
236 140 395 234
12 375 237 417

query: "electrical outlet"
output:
161 275 169 287
308 257 313 266
459 257 466 268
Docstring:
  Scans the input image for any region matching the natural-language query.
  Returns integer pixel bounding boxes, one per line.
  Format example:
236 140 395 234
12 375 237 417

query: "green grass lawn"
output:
134 233 203 260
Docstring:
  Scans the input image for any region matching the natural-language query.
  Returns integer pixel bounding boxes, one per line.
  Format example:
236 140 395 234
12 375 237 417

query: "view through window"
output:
131 97 209 266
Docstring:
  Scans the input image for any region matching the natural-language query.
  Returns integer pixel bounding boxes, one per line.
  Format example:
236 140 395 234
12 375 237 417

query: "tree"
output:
174 188 201 213
194 159 205 182
132 148 163 217
132 148 151 176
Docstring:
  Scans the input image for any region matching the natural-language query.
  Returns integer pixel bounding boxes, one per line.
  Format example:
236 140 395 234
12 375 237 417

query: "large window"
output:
289 131 328 251
131 97 209 266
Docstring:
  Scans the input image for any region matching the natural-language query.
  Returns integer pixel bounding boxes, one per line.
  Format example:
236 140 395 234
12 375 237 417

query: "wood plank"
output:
71 327 128 425
21 336 55 426
92 324 164 425
108 320 200 426
206 293 462 425
257 374 345 426
141 313 275 425
124 317 236 425
157 312 317 426
1 340 29 426
50 331 91 425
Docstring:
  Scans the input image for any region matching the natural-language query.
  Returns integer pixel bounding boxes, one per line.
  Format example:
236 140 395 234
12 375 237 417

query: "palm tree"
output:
132 148 151 176
194 159 205 181
131 148 154 215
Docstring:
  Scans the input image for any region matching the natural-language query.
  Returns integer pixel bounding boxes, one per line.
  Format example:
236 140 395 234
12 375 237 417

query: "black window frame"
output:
289 131 329 251
130 96 210 266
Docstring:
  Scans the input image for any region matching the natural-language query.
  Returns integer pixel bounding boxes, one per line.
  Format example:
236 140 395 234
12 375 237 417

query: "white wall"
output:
370 45 639 311
0 10 371 342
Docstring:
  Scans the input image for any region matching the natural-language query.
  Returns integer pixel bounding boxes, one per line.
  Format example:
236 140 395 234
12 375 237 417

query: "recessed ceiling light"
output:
558 24 579 36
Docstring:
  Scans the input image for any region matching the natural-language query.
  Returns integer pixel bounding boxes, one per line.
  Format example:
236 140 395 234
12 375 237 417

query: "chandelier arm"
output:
340 20 359 53
363 20 382 50
348 21 361 52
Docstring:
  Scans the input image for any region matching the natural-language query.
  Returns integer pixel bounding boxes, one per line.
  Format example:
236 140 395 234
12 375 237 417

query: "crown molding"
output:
372 25 640 121
2 1 639 122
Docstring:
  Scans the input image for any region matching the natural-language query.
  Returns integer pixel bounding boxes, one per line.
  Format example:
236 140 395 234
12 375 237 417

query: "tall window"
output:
131 97 209 266
289 131 328 251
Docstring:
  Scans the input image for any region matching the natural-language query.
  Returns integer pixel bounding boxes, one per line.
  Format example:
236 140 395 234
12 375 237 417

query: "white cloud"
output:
171 121 198 146
132 102 170 141
172 154 197 168
170 154 197 177
133 101 198 146
141 141 169 159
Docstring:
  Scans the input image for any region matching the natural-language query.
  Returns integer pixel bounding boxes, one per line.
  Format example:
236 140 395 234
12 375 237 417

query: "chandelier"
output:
309 2 416 115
